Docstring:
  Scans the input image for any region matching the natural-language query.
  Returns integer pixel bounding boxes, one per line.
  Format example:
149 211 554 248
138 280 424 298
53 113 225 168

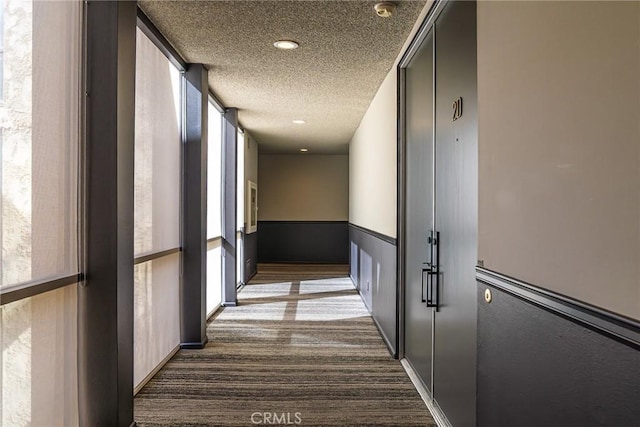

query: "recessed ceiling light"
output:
274 40 299 50
300 148 308 152
292 119 306 124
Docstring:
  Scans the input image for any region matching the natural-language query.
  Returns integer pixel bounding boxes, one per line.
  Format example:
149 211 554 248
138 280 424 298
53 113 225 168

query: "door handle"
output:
423 268 439 310
421 230 440 310
421 266 431 303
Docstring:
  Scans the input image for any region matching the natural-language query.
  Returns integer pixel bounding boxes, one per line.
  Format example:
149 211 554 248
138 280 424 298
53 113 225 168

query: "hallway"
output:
3 2 639 425
134 265 434 426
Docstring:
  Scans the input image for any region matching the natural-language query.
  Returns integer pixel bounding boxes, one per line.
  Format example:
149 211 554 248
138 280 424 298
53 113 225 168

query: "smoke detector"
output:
374 2 396 18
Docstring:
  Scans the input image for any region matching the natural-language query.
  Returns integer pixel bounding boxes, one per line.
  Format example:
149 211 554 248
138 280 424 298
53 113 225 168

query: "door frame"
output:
396 0 446 362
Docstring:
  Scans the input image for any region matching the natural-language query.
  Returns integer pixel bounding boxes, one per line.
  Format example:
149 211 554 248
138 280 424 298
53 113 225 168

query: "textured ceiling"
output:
139 0 427 154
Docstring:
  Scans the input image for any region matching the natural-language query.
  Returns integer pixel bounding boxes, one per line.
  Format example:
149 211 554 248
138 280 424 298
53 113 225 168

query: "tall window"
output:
1 0 82 425
208 102 223 240
237 129 245 233
133 27 182 390
206 100 223 315
0 0 4 99
236 129 245 284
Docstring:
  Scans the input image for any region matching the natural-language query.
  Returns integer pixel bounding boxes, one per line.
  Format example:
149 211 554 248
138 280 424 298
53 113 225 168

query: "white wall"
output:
258 154 349 221
349 71 398 238
477 1 640 319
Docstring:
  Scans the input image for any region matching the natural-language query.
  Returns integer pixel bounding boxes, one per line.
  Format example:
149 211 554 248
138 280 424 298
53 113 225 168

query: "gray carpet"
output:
135 264 435 426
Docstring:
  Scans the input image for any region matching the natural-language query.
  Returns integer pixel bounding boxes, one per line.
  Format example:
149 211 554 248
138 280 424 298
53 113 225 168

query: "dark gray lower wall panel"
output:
257 221 348 263
477 283 640 427
349 224 397 356
244 231 258 281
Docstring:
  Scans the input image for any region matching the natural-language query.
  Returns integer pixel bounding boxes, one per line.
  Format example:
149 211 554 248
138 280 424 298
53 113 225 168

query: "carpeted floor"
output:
134 264 435 426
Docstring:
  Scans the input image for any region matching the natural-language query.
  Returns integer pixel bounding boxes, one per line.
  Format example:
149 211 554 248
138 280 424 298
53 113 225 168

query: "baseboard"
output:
401 358 452 427
371 312 396 358
180 336 208 349
246 269 257 283
223 301 238 307
349 275 357 289
207 303 222 320
134 344 180 396
357 287 371 312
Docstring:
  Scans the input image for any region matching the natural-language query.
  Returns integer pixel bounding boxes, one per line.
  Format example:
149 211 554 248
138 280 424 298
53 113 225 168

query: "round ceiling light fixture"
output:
273 40 299 50
374 2 396 18
292 119 306 124
300 148 309 152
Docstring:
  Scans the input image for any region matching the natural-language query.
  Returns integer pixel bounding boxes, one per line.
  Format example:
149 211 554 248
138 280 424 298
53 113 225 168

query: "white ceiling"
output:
140 0 428 153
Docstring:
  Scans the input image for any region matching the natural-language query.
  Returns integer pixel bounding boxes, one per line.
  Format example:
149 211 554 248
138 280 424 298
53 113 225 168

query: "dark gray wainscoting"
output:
257 221 348 263
244 231 258 282
477 268 640 427
349 224 398 357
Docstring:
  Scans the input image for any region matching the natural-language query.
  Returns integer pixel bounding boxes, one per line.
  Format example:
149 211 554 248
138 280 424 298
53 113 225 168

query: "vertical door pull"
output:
425 268 438 309
421 268 428 303
423 230 440 310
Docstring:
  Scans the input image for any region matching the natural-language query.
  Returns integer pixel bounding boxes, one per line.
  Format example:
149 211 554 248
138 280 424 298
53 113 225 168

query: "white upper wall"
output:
349 71 398 238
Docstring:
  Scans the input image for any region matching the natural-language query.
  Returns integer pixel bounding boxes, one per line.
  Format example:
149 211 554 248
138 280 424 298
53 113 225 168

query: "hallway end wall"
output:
257 154 348 263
